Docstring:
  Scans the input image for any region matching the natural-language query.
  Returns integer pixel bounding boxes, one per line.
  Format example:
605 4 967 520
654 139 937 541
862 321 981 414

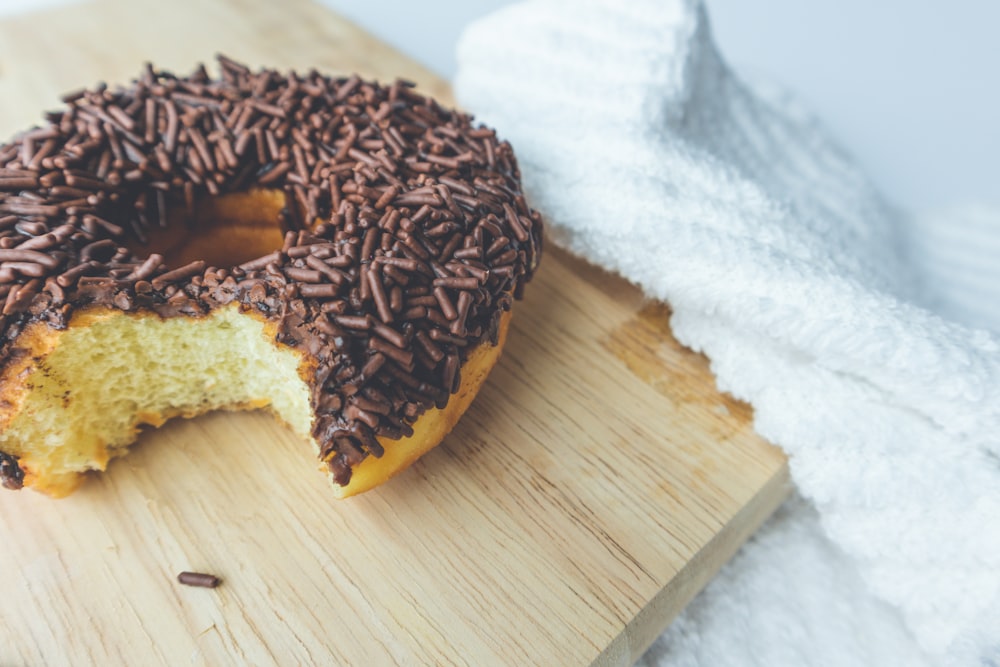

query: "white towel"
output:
455 1 1000 664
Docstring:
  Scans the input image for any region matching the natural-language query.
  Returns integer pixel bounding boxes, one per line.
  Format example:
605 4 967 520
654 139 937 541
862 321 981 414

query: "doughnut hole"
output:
124 188 291 269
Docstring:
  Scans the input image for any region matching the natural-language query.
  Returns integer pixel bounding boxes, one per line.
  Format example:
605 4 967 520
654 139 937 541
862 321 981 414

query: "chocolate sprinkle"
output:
0 451 24 490
0 57 542 489
177 571 221 588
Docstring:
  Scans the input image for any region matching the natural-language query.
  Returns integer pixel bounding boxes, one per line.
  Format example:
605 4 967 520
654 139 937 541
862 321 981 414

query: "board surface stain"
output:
605 300 754 425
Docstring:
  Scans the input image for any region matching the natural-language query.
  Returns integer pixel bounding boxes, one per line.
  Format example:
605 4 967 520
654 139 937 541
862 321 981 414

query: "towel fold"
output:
455 1 1000 664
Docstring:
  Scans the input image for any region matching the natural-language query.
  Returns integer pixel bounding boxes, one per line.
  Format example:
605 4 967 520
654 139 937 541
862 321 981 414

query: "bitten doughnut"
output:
0 57 542 498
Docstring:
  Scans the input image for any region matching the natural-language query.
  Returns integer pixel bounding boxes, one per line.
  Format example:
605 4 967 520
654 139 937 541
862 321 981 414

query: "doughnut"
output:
0 57 542 498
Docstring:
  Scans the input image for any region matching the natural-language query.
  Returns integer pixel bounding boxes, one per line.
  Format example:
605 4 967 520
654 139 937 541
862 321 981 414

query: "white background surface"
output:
0 0 997 212
322 0 1000 215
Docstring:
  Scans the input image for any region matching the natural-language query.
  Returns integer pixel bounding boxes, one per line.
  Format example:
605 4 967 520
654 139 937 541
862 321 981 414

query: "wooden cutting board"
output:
0 0 789 664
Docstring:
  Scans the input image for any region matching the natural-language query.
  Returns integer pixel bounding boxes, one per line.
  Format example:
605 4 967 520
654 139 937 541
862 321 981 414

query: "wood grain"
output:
0 0 790 664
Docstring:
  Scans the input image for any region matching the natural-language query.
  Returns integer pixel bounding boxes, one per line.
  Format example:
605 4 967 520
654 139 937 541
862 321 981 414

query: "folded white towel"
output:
455 1 1000 664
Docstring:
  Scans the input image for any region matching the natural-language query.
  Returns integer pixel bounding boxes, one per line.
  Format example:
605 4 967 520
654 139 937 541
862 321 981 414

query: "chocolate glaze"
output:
0 58 542 488
0 451 24 489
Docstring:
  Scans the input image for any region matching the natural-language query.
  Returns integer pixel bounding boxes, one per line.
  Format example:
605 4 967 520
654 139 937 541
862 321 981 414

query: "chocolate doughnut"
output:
0 57 541 497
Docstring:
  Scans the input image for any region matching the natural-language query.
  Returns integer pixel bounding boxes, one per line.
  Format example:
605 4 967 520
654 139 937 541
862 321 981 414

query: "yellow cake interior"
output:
0 306 313 496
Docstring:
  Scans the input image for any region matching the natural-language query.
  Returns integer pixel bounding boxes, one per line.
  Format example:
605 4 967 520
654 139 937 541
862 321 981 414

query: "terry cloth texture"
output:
456 1 1000 664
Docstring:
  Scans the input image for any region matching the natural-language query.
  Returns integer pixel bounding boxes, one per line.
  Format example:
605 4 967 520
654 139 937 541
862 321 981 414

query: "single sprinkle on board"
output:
177 571 222 588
